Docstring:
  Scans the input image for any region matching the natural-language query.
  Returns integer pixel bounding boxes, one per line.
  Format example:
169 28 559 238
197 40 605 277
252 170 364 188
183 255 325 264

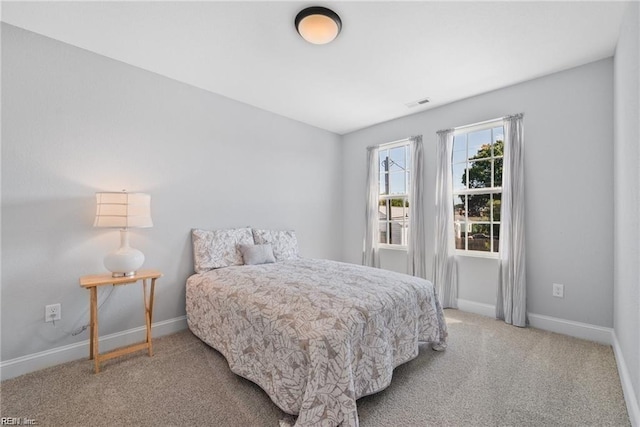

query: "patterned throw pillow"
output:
252 229 299 262
192 227 254 273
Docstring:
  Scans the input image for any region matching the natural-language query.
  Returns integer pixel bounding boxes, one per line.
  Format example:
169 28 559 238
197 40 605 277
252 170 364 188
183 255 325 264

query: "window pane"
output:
378 199 387 220
379 222 387 244
454 220 467 250
492 224 500 253
390 220 402 245
468 159 491 188
453 195 466 220
492 193 501 222
494 158 503 187
451 140 467 163
493 126 504 145
379 150 391 179
389 198 406 245
389 172 406 195
389 146 406 172
379 149 388 168
379 173 387 195
469 224 491 252
453 151 467 164
452 163 467 192
454 194 466 250
453 134 466 162
468 129 492 160
389 198 405 221
468 194 490 221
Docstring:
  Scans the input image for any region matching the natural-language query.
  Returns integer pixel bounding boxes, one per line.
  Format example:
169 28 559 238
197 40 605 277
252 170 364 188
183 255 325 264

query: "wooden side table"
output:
79 269 162 373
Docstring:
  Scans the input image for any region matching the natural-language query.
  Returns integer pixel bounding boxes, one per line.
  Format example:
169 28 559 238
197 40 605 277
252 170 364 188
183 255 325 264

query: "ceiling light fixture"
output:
295 6 342 45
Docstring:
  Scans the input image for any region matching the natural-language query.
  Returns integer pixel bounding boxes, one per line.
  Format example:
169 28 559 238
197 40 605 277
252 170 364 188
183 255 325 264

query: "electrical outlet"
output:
552 283 564 298
45 303 61 322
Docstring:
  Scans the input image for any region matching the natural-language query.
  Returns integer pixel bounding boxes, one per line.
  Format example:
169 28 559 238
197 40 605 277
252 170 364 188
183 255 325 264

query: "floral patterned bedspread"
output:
186 258 447 426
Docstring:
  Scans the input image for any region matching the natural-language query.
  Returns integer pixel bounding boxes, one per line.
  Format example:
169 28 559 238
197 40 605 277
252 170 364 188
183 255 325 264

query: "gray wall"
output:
342 58 614 327
1 24 342 361
613 1 639 413
0 19 624 371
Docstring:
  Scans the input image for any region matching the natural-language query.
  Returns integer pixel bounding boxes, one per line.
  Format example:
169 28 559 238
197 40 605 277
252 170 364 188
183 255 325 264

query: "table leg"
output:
143 279 153 357
148 278 156 356
90 287 100 373
89 289 94 360
149 278 156 325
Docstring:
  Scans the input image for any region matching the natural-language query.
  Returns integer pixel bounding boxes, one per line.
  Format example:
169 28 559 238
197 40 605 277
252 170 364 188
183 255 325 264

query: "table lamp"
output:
94 191 153 277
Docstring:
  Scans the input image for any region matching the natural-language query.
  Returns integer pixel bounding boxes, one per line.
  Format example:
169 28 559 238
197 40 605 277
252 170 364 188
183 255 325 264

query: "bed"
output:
186 228 447 426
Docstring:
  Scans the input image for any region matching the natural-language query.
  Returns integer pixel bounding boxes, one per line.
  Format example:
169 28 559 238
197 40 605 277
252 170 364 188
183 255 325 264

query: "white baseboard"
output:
456 298 496 318
0 316 187 381
455 299 614 345
527 313 613 345
612 334 640 427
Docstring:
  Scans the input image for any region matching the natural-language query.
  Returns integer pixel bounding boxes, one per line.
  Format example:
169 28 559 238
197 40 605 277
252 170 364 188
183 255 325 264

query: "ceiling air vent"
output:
405 97 431 108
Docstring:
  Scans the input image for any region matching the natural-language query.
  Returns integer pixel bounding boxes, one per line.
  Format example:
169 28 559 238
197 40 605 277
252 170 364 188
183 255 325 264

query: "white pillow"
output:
192 227 254 273
239 244 276 265
251 229 299 261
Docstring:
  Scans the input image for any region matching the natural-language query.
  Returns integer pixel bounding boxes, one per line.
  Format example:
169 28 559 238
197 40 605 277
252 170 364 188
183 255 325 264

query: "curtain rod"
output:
437 113 523 134
367 135 420 150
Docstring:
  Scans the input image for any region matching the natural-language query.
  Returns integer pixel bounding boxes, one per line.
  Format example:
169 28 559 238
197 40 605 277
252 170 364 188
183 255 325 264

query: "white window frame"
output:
377 139 411 249
452 119 504 258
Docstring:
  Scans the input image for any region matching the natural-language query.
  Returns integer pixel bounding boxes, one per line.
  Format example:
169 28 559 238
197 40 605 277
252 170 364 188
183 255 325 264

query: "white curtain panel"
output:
362 146 380 268
407 136 427 278
496 114 526 327
433 130 458 308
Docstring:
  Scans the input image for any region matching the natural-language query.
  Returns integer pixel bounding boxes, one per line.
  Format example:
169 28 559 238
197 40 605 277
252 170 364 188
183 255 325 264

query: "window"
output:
452 121 504 255
378 140 411 247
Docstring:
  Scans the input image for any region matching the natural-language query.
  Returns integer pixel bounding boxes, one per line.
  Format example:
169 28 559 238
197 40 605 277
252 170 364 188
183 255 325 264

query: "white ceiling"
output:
1 1 628 135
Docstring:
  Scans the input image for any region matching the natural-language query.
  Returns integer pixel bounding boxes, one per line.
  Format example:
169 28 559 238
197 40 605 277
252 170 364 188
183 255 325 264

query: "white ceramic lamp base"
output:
104 229 145 277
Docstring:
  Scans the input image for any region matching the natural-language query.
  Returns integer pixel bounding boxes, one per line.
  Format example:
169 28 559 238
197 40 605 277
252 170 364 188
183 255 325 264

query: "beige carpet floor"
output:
0 310 630 426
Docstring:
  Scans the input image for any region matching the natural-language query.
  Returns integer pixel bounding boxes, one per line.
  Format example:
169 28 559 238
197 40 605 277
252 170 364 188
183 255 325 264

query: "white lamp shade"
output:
94 192 153 228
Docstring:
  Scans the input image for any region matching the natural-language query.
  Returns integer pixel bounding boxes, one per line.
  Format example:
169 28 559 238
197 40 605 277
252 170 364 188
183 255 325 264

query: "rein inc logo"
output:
1 418 37 425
